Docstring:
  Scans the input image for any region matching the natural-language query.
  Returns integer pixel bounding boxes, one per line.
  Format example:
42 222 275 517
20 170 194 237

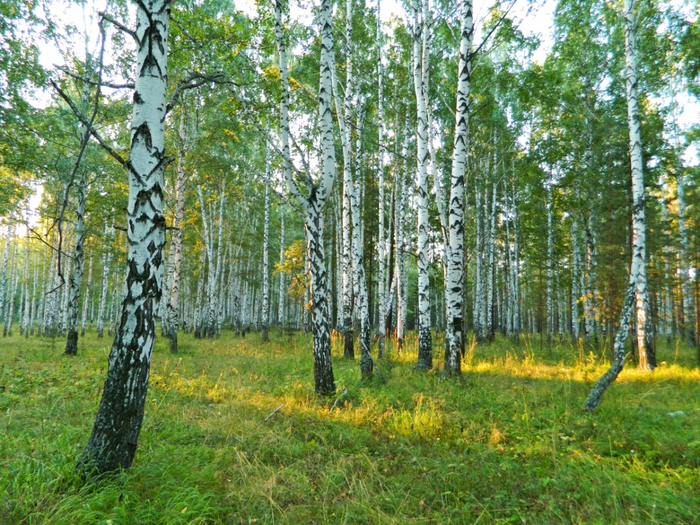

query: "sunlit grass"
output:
1 328 699 524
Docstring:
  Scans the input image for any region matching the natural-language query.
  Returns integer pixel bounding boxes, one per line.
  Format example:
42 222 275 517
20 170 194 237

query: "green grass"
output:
1 329 699 524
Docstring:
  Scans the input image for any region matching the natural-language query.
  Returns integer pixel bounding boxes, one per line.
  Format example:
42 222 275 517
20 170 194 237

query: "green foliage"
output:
1 331 699 524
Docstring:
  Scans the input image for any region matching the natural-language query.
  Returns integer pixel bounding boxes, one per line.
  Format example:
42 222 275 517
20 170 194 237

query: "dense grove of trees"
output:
0 0 699 472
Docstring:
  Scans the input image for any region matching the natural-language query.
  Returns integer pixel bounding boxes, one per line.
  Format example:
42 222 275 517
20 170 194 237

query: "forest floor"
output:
1 329 699 524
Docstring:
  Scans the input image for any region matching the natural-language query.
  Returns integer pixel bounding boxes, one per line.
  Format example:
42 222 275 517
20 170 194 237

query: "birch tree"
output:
623 0 655 370
78 0 173 474
443 0 473 377
412 0 432 370
274 0 336 395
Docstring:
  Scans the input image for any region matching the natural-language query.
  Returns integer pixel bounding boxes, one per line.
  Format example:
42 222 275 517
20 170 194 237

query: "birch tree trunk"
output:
511 178 520 340
78 0 172 474
3 243 17 337
376 0 387 359
81 255 93 337
278 200 285 327
677 172 695 349
96 222 111 339
624 0 655 370
444 0 473 376
275 0 336 394
65 175 87 355
0 213 14 326
261 133 271 342
331 2 372 377
21 224 30 336
412 0 432 370
487 180 497 341
166 109 187 353
571 217 582 342
546 191 555 344
395 122 409 352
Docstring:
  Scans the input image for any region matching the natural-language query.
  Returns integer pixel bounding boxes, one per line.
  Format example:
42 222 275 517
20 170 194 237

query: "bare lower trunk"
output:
584 283 635 410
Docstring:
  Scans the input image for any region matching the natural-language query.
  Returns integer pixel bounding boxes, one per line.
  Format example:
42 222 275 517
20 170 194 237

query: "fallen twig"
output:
330 389 349 412
263 404 285 422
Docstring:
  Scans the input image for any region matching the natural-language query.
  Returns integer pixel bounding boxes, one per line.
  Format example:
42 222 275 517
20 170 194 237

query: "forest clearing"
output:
1 331 699 524
1 0 700 522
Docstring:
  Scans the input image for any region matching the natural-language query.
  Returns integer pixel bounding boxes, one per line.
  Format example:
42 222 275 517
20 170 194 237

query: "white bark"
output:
376 0 387 358
80 0 172 474
278 200 285 326
275 0 336 394
677 172 695 347
65 175 87 355
444 0 472 375
166 109 187 352
412 0 432 369
261 133 271 342
80 255 92 337
0 212 13 326
571 217 582 342
624 0 655 369
487 179 497 340
96 222 111 338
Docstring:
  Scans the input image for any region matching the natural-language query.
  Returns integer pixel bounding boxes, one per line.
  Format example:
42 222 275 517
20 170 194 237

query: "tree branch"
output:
99 11 139 43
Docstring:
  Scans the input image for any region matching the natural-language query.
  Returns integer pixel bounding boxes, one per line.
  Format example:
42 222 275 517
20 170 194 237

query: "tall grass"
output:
1 330 698 524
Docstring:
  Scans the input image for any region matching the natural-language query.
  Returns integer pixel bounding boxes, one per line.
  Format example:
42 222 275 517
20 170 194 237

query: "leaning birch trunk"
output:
583 283 636 410
275 0 335 394
78 0 172 474
96 222 111 339
65 175 87 355
412 0 432 369
166 109 187 353
624 0 655 370
261 135 271 342
443 0 473 376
